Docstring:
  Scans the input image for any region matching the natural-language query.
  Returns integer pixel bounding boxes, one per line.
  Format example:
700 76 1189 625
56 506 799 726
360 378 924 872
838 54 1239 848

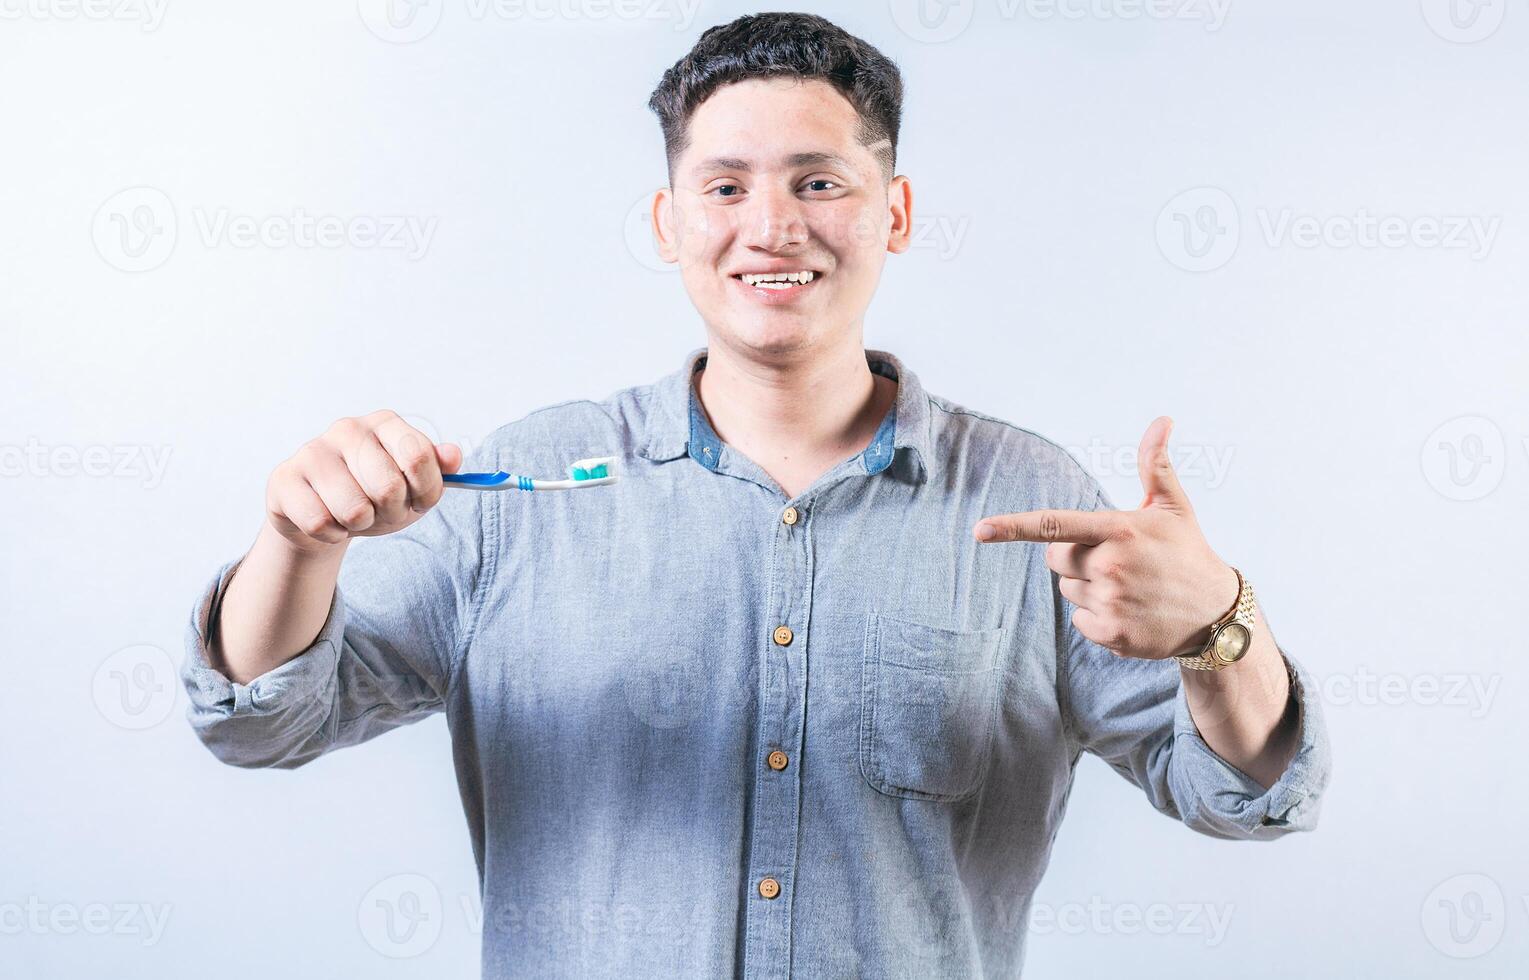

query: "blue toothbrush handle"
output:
443 471 535 490
443 471 512 486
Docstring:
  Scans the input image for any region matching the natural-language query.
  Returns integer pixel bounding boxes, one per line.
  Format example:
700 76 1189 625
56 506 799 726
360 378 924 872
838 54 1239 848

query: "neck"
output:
693 334 896 487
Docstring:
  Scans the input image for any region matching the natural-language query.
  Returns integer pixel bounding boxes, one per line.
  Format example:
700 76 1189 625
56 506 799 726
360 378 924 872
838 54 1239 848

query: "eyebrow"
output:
689 151 855 179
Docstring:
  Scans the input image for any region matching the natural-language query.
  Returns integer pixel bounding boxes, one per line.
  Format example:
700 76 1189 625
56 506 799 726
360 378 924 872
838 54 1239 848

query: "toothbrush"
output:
442 455 619 492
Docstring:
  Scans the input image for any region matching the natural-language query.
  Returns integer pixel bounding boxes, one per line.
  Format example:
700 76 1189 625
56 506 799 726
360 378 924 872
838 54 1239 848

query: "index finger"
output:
375 415 447 513
974 509 1121 546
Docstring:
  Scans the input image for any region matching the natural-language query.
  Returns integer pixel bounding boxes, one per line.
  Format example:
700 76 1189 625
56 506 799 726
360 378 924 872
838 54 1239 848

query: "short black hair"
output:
646 12 904 187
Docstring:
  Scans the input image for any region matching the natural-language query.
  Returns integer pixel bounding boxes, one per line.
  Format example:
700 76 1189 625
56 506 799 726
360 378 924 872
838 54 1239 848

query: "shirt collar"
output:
637 346 933 483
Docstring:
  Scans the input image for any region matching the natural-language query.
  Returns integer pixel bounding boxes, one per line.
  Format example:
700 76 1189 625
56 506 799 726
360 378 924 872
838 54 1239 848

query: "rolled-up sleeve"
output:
1163 647 1329 838
179 447 494 770
1057 484 1332 841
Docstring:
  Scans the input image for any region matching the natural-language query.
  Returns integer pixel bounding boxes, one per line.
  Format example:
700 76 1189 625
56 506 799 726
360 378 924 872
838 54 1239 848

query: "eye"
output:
803 179 838 192
709 184 743 198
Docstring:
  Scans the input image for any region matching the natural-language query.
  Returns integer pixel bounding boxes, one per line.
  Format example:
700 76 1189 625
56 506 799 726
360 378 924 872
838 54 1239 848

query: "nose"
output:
740 182 809 253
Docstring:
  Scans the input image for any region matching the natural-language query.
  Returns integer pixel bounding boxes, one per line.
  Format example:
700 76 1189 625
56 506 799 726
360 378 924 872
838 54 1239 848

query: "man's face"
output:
653 77 911 357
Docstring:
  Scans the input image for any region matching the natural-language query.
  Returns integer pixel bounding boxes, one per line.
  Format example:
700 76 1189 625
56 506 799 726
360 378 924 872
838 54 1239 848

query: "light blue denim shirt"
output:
181 346 1330 978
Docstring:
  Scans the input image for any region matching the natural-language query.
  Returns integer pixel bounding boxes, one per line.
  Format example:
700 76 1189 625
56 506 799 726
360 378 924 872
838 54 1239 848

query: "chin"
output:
719 318 821 357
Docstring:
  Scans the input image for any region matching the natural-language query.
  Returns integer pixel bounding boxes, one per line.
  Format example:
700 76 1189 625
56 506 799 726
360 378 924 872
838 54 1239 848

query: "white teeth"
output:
738 270 815 286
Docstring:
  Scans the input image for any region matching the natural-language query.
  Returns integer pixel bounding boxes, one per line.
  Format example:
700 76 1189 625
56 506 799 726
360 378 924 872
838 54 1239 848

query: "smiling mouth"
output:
730 270 822 291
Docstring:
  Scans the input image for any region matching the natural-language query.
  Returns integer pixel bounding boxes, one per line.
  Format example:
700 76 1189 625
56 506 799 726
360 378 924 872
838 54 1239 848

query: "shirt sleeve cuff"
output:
180 555 346 720
1169 646 1332 839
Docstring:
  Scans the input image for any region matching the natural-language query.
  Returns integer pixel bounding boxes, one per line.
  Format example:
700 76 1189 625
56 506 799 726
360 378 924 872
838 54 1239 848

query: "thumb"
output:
435 442 463 475
1136 416 1188 511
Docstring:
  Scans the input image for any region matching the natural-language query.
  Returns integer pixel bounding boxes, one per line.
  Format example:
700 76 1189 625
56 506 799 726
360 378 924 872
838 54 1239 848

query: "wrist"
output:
258 518 350 568
1205 560 1240 622
1172 562 1240 658
1174 564 1256 670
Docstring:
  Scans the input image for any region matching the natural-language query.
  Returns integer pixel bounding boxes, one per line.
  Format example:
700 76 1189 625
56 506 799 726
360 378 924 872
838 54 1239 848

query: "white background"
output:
1 1 1525 976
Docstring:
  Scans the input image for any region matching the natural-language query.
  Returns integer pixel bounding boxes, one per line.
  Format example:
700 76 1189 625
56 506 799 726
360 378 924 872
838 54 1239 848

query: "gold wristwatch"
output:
1174 566 1257 671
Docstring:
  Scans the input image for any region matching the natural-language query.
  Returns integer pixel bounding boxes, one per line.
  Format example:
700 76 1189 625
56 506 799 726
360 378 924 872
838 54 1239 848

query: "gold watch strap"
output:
1175 567 1256 671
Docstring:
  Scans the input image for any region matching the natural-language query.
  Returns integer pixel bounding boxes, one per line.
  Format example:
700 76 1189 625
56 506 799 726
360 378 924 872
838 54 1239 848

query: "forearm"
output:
1180 606 1300 790
211 521 349 685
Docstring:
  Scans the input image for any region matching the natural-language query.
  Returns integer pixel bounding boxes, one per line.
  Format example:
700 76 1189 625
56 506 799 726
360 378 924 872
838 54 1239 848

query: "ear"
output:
886 175 913 255
651 187 679 264
652 185 711 267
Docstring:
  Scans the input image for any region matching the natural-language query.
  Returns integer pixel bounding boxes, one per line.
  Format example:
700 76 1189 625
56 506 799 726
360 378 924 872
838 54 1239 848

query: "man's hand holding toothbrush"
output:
265 410 462 555
210 410 461 686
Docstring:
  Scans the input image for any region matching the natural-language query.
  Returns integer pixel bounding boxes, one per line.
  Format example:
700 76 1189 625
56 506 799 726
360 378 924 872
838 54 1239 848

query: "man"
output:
181 12 1330 978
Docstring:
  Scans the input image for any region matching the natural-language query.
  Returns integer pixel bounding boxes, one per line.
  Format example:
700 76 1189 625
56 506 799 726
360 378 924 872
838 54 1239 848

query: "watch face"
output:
1212 622 1252 664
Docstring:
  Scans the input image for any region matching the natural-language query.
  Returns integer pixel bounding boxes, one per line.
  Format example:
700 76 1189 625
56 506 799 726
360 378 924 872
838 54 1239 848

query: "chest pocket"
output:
859 609 1007 802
